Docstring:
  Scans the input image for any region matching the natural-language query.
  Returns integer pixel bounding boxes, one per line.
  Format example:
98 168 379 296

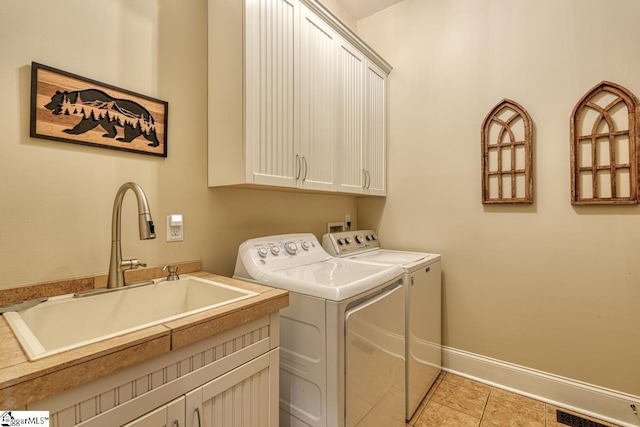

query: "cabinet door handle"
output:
362 169 367 189
173 419 179 427
194 407 201 427
302 156 308 181
296 155 301 180
366 171 371 189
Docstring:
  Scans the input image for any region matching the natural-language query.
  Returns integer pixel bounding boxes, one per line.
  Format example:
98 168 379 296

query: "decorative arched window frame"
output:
570 81 639 205
481 99 533 204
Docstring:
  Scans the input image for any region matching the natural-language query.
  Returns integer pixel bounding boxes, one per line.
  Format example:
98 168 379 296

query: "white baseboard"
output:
442 346 640 427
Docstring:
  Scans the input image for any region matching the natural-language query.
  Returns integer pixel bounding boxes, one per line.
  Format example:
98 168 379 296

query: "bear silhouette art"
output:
45 89 160 147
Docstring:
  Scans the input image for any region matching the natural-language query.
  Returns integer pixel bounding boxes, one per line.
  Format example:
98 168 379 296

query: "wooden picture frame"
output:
30 62 168 157
481 99 533 204
570 81 638 204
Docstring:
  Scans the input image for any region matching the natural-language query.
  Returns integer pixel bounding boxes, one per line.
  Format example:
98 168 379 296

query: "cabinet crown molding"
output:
300 0 393 74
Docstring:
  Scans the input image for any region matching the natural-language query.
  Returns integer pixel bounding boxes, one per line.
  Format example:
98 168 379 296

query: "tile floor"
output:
408 372 621 427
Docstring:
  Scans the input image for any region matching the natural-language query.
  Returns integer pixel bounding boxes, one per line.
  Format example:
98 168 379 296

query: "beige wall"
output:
356 0 640 396
4 0 637 403
0 0 356 288
317 0 357 30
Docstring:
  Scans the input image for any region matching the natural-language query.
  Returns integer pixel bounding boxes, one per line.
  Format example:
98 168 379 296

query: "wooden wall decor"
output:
481 99 533 204
570 81 639 204
30 62 168 157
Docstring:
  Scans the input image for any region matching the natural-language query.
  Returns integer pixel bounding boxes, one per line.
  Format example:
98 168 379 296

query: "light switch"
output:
166 214 183 242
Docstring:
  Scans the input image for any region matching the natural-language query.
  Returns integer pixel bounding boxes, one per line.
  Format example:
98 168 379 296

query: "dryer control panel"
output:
322 229 381 256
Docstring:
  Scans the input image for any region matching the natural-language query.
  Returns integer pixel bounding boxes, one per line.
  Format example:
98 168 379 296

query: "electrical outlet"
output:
166 214 183 242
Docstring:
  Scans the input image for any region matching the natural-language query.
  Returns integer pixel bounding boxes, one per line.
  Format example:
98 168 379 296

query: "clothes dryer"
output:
234 233 406 427
322 230 442 420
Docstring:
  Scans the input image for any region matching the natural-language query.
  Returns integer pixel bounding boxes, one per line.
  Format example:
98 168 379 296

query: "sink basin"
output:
4 275 258 361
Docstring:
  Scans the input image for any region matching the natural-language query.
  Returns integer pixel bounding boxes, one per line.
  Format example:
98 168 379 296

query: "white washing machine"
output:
233 233 406 427
322 230 442 420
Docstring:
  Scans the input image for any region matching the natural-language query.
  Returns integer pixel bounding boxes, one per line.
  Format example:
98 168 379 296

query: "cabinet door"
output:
297 3 337 191
123 397 185 427
336 39 366 194
364 60 387 195
185 351 278 427
245 0 297 188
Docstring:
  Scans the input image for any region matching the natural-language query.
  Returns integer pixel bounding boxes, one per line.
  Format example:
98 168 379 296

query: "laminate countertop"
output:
0 271 288 409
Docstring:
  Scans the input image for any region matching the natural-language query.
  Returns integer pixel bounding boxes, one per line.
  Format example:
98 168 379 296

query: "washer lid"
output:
260 258 403 301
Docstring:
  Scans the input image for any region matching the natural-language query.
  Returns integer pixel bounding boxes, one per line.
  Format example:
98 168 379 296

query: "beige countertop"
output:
0 270 288 409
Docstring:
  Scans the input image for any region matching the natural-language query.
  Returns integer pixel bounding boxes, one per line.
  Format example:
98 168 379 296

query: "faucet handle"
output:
162 264 180 281
120 259 146 271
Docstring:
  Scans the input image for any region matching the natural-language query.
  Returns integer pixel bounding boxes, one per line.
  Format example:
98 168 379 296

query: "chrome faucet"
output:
107 182 156 289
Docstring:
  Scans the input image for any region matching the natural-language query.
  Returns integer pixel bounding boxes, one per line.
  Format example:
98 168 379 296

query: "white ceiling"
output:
335 0 403 20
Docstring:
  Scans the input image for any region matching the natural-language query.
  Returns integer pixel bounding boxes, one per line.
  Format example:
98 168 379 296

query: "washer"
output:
234 233 406 427
322 230 442 420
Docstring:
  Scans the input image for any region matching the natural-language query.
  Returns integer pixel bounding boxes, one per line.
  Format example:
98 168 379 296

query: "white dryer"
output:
234 233 406 427
322 230 442 420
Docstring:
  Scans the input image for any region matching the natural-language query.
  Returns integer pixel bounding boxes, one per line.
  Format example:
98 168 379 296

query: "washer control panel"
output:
322 229 380 256
252 237 315 259
235 233 331 277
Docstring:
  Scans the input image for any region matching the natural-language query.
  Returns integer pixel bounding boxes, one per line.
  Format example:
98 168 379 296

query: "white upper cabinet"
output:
296 3 337 191
336 40 365 194
207 0 391 195
363 60 387 195
245 0 297 188
336 41 388 195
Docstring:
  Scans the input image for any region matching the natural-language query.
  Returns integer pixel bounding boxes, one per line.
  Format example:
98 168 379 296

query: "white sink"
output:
4 275 258 361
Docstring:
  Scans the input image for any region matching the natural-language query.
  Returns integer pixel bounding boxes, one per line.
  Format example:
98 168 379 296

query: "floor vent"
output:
556 410 607 427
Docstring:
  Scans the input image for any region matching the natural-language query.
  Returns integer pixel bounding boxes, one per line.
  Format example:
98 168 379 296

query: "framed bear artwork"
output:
29 62 168 157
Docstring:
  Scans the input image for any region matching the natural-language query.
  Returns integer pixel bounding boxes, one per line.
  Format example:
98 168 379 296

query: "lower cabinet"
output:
185 351 276 426
123 397 184 427
126 351 278 427
29 314 280 427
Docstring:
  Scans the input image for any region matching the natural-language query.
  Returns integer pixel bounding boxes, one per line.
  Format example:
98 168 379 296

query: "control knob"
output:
285 242 298 255
258 247 269 258
270 246 280 256
301 241 310 251
355 235 364 244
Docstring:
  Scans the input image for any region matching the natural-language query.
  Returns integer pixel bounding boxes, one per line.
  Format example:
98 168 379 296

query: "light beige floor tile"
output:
482 395 544 427
414 401 481 427
489 387 545 412
442 373 492 394
411 376 618 427
431 379 489 418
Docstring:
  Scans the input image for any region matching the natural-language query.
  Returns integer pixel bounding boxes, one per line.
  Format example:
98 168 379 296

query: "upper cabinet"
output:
297 3 338 191
335 40 387 195
335 40 364 194
207 0 391 195
244 0 297 188
363 60 387 195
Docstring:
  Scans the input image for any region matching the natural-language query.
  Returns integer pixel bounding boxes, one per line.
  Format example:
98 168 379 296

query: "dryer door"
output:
345 284 405 427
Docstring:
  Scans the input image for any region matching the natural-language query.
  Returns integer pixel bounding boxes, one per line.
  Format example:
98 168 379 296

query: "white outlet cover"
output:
166 214 183 242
